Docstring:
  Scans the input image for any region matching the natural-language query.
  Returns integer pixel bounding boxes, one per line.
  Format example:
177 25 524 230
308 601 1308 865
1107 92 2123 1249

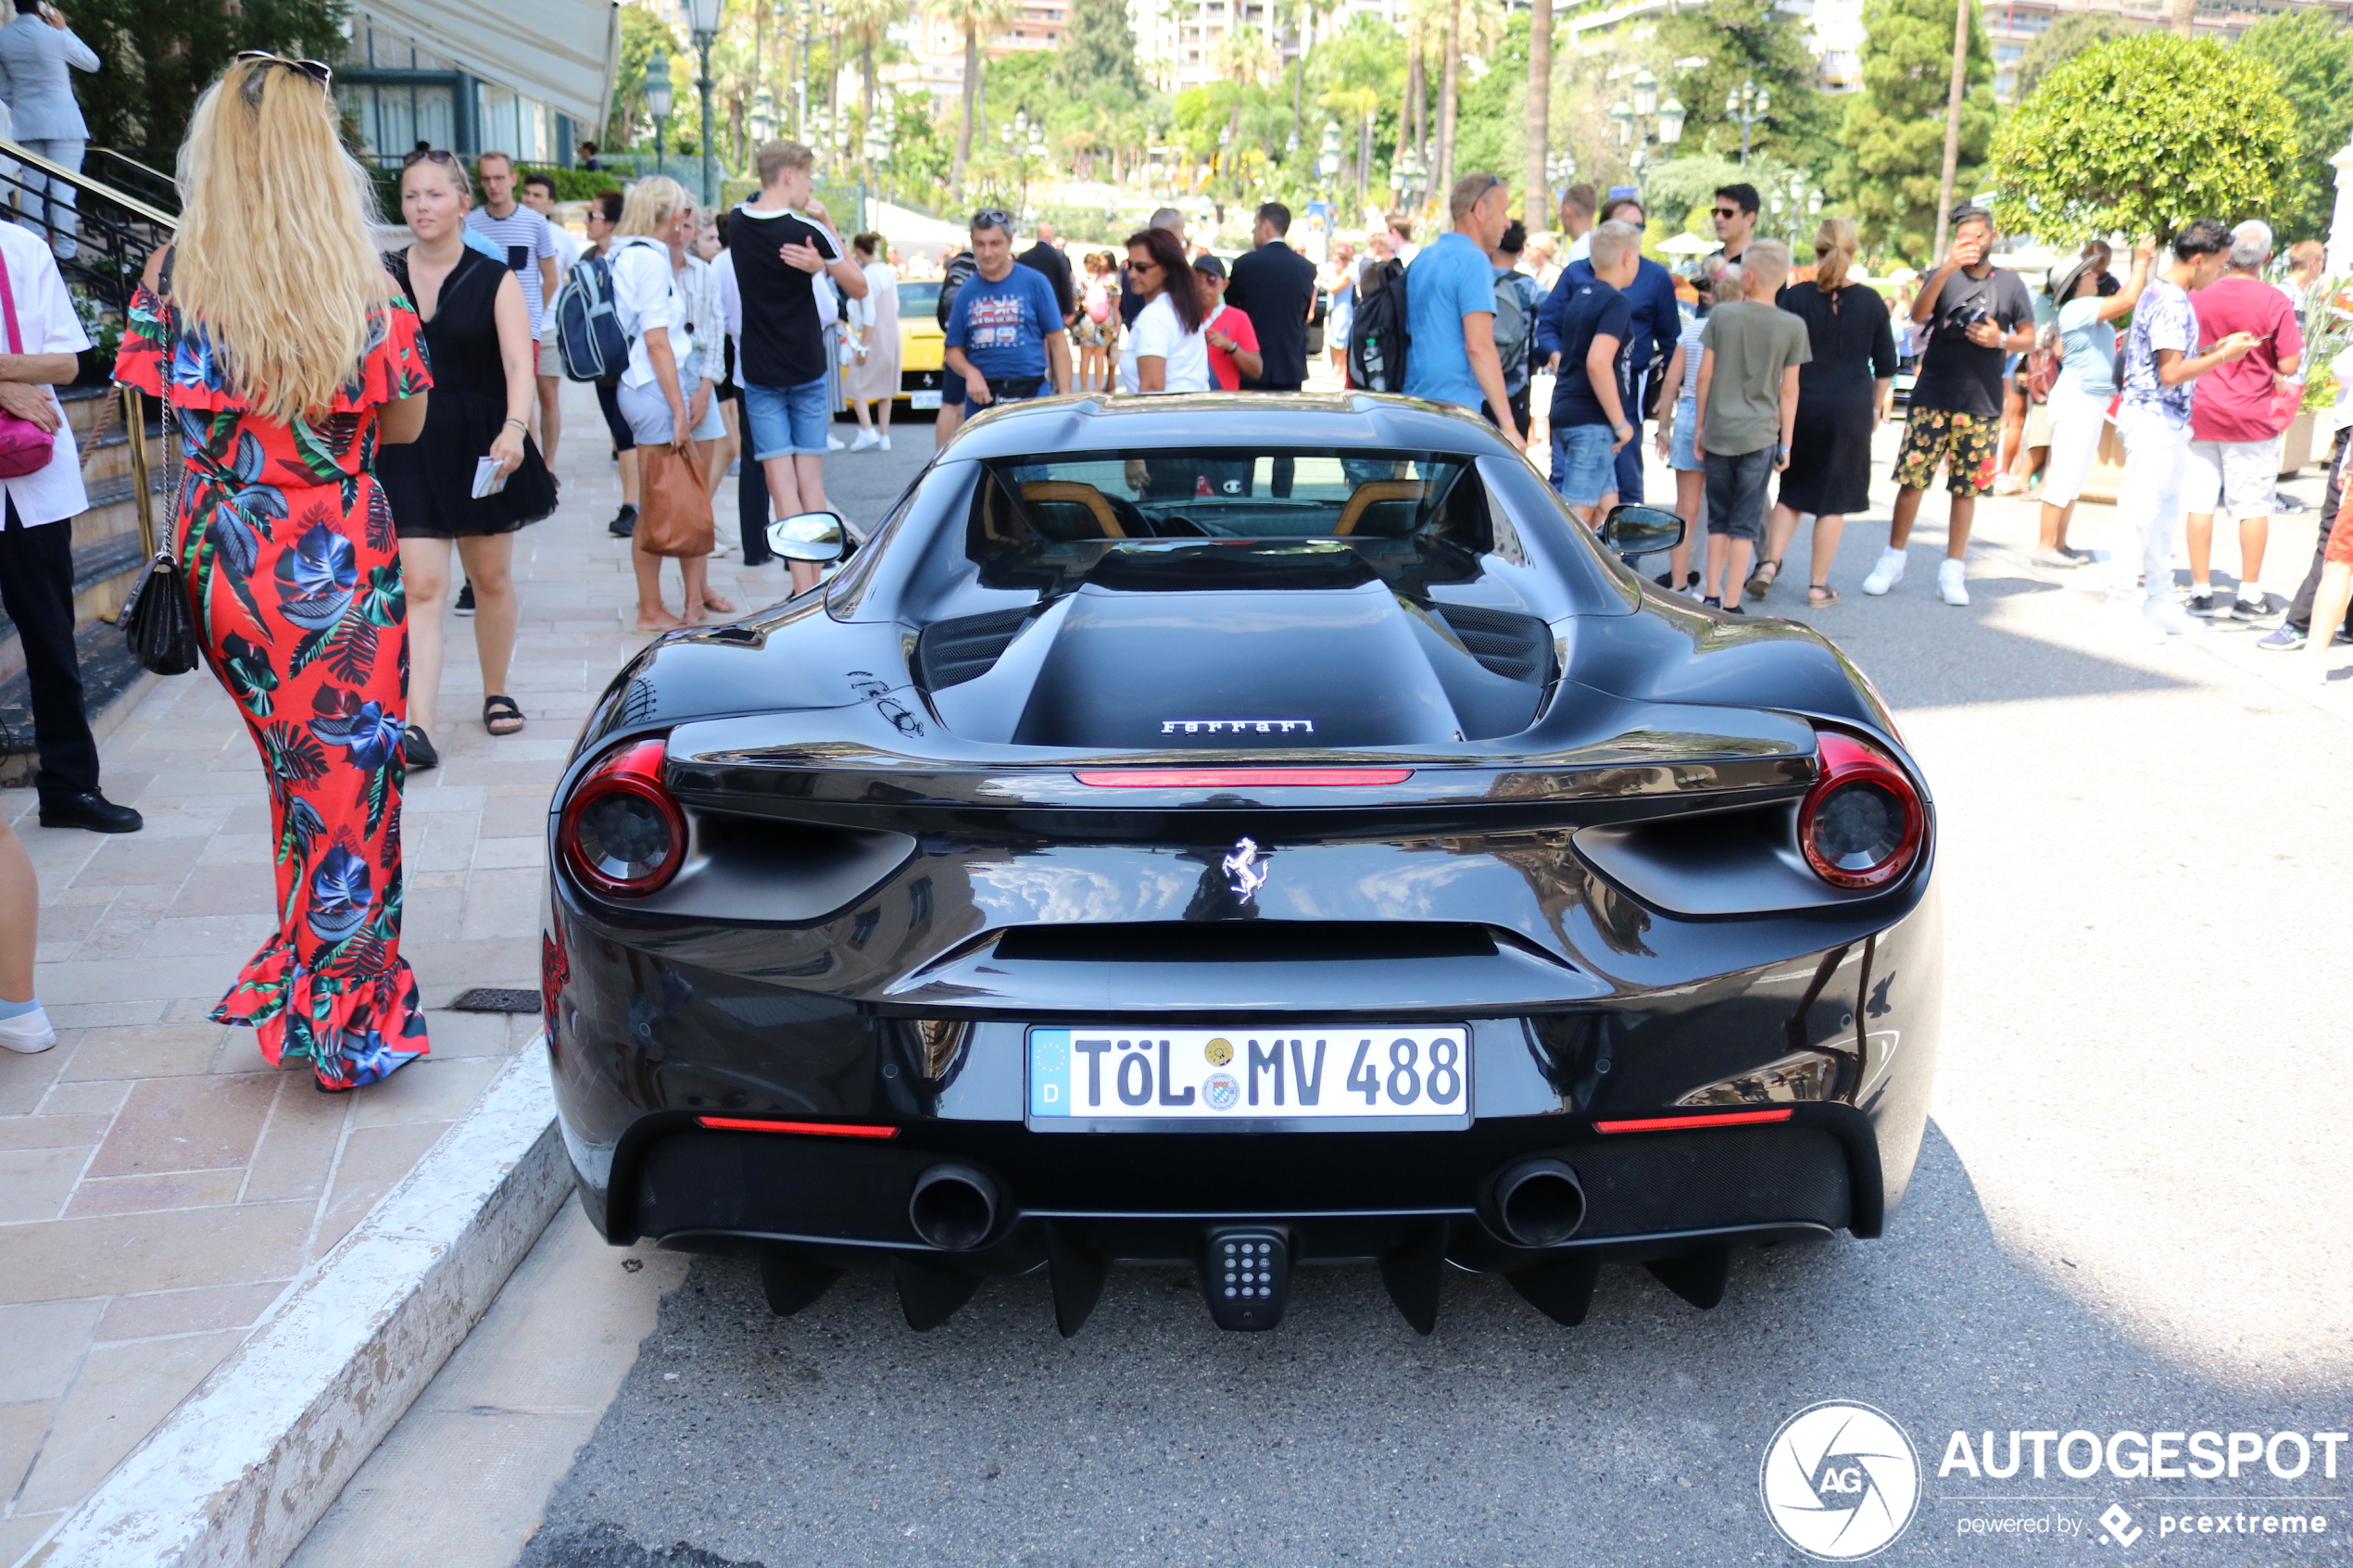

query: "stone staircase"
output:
0 382 165 782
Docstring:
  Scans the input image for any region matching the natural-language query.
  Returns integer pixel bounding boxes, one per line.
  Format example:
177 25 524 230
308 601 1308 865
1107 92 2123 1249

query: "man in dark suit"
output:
1225 202 1318 392
1017 220 1076 328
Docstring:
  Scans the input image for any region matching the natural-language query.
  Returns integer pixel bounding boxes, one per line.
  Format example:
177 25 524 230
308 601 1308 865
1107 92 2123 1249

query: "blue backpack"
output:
553 247 631 383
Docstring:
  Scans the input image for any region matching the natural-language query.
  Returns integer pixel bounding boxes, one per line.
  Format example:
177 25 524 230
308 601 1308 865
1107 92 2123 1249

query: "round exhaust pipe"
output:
1488 1158 1586 1248
908 1163 999 1251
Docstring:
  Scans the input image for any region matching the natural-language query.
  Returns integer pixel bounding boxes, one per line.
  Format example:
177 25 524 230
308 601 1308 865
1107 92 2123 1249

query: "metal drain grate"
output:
447 987 544 1014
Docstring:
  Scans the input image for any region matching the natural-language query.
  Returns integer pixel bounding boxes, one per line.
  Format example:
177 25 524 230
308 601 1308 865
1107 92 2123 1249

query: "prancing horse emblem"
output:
1223 837 1268 903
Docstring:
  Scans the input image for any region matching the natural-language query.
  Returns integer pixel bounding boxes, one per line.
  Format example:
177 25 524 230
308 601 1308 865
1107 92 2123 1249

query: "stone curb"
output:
29 1047 568 1568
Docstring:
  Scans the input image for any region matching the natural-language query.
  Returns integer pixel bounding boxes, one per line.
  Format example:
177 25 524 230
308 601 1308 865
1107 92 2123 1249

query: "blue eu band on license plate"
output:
1027 1027 1471 1123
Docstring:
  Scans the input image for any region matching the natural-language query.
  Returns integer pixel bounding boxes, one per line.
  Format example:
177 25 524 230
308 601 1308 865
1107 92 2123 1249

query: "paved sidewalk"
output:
0 381 813 1562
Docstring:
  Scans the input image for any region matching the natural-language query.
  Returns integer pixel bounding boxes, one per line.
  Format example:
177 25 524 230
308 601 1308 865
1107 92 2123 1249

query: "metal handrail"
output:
82 148 179 216
0 139 177 230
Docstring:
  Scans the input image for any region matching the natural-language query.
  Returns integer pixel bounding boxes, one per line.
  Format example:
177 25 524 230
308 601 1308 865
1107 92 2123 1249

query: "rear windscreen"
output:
970 448 1488 589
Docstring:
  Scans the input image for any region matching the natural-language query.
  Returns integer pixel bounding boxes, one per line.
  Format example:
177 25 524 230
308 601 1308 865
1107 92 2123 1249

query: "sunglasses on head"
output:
236 51 333 88
973 207 1013 232
402 148 457 167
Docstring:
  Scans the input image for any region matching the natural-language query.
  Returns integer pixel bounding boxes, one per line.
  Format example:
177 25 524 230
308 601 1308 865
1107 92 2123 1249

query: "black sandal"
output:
402 724 438 771
1808 583 1840 606
483 695 525 736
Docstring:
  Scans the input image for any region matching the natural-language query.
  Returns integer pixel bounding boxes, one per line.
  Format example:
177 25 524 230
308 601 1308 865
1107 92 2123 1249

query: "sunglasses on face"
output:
237 51 333 88
1713 207 1742 220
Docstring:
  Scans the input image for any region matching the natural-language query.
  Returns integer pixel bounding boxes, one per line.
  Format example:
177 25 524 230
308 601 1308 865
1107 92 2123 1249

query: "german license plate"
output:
1027 1026 1470 1125
910 389 943 410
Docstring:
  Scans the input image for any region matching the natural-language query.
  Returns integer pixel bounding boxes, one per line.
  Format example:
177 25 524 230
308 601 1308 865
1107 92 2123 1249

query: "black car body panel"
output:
543 393 1942 1333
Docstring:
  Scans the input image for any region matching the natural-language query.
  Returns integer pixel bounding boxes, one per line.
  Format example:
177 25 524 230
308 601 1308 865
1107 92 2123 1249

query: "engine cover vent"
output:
1435 603 1554 686
917 606 1035 689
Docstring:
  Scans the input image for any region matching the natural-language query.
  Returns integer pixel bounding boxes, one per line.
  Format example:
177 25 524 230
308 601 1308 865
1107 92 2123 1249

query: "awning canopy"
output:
353 0 620 129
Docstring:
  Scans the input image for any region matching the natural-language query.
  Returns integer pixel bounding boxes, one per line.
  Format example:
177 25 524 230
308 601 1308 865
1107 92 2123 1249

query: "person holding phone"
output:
0 1 101 259
377 150 556 764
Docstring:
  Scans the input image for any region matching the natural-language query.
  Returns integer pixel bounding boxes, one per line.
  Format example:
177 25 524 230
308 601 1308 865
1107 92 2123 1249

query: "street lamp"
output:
750 85 775 148
645 49 673 169
685 0 724 209
1727 78 1769 166
1631 66 1657 119
1317 119 1341 184
1609 97 1634 152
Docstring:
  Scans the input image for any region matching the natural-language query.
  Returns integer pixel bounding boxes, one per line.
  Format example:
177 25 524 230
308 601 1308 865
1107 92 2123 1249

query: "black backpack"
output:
1349 257 1410 394
937 250 976 331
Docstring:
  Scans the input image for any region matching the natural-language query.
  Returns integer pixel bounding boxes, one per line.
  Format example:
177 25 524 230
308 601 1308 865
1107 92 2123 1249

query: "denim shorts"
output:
1551 423 1618 508
743 378 833 459
615 379 729 445
1671 401 1700 470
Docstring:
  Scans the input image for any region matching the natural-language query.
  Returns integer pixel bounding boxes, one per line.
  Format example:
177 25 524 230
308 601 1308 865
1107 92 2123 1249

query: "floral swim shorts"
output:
1892 407 1999 497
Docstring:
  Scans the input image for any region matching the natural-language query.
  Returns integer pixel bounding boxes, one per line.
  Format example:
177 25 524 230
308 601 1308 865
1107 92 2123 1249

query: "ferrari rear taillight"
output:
560 738 686 897
1799 732 1924 890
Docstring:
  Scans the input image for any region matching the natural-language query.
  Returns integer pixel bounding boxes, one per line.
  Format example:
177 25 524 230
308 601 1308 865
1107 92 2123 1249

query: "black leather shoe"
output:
38 790 143 833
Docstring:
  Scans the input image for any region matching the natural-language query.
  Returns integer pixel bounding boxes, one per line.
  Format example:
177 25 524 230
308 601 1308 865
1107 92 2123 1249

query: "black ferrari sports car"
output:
542 393 1941 1336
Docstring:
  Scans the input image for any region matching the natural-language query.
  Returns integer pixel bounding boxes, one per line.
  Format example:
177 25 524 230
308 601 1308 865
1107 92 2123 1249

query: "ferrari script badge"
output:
1223 838 1268 903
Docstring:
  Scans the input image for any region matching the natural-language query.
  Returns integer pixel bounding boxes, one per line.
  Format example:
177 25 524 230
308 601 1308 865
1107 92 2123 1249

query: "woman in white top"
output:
608 176 723 631
1118 227 1211 394
2037 242 2150 566
670 209 735 603
841 231 901 450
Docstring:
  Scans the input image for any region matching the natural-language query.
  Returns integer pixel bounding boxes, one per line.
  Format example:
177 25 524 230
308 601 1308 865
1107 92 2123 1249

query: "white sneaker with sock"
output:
1861 548 1906 596
1937 558 1969 606
2145 599 2212 637
849 430 881 452
0 1005 57 1055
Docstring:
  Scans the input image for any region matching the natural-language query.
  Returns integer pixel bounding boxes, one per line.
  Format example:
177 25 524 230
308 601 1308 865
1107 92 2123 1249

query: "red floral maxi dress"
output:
115 280 436 1091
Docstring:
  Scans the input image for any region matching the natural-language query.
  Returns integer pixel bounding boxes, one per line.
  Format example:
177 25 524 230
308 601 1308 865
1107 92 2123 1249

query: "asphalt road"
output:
476 422 2352 1567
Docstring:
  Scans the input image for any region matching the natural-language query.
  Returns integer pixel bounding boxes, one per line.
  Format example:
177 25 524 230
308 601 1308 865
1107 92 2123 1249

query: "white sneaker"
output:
2144 599 2212 638
1860 548 1907 596
849 430 881 452
825 435 847 451
878 434 892 451
0 1005 57 1054
1937 558 1969 606
2110 596 2167 645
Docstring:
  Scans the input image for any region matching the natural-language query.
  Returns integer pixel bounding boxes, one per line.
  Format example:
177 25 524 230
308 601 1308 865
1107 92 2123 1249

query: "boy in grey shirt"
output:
1694 240 1810 611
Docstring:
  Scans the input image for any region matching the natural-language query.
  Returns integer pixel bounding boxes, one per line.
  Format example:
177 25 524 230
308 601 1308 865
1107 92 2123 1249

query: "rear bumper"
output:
610 1105 1880 1272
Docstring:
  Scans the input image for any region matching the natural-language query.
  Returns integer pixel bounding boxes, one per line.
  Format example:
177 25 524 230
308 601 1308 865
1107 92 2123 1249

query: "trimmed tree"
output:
2012 12 2129 102
2235 11 2353 244
1988 32 2296 245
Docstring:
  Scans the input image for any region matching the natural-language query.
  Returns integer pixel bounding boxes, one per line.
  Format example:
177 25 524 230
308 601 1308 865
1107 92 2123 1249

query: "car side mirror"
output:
767 509 847 562
1597 503 1686 559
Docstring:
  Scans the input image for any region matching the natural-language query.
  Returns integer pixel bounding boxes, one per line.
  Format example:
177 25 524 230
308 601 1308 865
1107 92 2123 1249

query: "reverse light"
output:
696 1117 900 1137
560 738 686 897
1075 768 1415 788
1674 1050 1841 1108
1799 732 1924 890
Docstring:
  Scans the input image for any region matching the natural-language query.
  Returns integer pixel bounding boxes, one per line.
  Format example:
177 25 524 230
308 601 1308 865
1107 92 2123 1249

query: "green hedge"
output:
518 166 622 201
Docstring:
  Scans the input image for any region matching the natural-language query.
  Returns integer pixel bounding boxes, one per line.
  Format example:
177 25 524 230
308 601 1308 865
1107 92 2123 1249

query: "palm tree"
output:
1523 0 1550 228
1436 0 1460 198
837 0 900 161
1401 0 1445 196
931 0 1014 185
1214 22 1277 85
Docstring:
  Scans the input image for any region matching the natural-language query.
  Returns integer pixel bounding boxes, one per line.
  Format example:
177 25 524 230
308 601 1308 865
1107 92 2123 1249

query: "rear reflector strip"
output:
696 1117 900 1138
1593 1108 1795 1135
1075 768 1415 788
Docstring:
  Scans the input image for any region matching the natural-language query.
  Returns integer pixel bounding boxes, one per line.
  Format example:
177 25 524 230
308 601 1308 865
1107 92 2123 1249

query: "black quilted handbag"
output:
120 548 197 676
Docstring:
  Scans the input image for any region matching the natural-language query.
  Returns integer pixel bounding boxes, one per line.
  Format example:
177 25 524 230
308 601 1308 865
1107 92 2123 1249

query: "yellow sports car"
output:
897 279 947 409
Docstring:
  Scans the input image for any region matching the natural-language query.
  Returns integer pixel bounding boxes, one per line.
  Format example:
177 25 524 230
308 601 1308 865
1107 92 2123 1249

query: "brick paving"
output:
0 381 812 1562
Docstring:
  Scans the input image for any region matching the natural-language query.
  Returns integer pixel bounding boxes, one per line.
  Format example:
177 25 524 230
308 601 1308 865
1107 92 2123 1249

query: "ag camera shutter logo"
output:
1760 1400 1922 1560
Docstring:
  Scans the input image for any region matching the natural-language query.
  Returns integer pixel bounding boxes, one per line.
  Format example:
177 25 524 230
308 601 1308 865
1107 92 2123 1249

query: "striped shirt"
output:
462 206 559 332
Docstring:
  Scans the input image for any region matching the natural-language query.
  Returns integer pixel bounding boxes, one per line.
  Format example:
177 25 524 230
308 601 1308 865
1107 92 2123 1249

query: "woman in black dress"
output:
1755 217 1895 608
378 152 557 766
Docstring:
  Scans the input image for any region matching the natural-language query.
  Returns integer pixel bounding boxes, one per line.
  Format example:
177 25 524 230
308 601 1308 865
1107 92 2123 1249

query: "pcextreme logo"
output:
1760 1400 1923 1561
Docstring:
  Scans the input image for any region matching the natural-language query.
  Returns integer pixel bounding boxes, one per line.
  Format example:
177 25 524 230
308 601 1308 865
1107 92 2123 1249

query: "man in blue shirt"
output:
1403 172 1523 450
1561 195 1680 502
943 208 1073 416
